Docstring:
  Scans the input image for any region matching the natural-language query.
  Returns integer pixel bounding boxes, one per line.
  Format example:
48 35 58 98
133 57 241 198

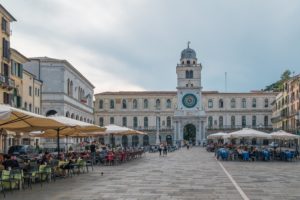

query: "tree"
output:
263 70 292 92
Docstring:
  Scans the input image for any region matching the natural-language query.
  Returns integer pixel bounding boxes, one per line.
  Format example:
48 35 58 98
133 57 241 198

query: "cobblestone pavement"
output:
7 148 300 200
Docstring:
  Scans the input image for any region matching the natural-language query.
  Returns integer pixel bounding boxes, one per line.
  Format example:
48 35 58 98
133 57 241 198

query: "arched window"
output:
242 116 246 127
208 99 213 108
264 98 269 108
231 98 236 108
242 98 246 108
71 113 75 119
187 60 190 65
185 70 189 78
76 115 79 120
65 111 70 118
231 116 235 128
252 98 256 108
67 79 70 95
166 99 171 109
133 117 138 128
80 116 83 121
99 99 104 109
143 99 148 109
133 99 138 109
166 135 172 145
46 110 57 117
189 70 193 78
110 117 114 124
252 116 256 127
167 116 171 127
84 118 86 122
208 116 213 128
144 117 148 128
143 135 149 146
122 99 127 109
70 81 73 96
219 116 223 128
132 135 139 147
110 99 114 109
219 99 224 108
99 117 104 126
156 99 161 109
122 117 127 126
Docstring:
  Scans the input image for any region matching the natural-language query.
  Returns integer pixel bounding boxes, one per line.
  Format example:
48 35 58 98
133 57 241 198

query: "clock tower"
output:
173 42 206 145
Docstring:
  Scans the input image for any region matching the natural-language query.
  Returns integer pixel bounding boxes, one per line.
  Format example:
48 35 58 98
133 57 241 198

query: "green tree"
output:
263 70 291 92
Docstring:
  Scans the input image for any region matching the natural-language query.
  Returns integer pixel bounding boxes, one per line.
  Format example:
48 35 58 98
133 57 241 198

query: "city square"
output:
0 1 300 200
6 148 300 200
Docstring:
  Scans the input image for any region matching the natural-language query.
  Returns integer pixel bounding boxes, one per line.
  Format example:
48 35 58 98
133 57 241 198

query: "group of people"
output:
158 143 168 156
0 154 19 170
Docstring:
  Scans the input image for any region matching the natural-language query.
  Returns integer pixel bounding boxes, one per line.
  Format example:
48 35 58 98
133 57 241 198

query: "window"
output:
187 60 190 64
99 99 103 109
242 98 246 108
185 70 193 78
156 99 161 109
3 92 10 104
219 116 223 128
166 99 171 109
29 86 32 96
252 116 256 127
144 117 148 128
208 116 213 128
2 17 7 32
219 99 224 108
242 116 246 127
252 98 256 108
133 117 138 128
110 117 114 124
264 116 268 127
2 38 9 59
29 104 32 112
71 113 75 119
231 116 235 128
110 99 115 109
122 117 127 126
167 116 171 127
230 98 236 108
66 111 70 117
133 99 138 109
208 99 213 108
24 102 27 110
34 88 37 96
37 89 40 96
144 99 148 109
122 99 127 109
264 98 269 108
99 117 104 126
69 81 73 96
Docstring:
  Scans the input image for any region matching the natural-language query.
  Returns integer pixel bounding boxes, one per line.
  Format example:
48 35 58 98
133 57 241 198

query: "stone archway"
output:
183 124 196 145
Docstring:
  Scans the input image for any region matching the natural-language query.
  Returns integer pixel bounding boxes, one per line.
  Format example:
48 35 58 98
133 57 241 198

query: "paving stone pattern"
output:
7 148 300 200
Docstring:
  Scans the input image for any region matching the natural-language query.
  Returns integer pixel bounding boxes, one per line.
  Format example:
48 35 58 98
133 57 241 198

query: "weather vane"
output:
187 41 191 48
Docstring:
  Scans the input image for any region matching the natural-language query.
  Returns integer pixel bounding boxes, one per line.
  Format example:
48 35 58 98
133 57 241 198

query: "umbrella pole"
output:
57 129 60 153
66 135 68 153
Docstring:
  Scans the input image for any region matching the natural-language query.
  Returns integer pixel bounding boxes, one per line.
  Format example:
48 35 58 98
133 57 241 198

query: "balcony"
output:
0 74 15 90
206 125 273 132
128 126 174 133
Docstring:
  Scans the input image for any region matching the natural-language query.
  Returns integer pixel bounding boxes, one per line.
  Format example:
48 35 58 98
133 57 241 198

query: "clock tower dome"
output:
173 42 206 145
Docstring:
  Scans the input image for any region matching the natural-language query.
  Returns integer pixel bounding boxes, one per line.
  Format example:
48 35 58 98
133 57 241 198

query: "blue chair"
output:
242 151 249 161
262 150 270 161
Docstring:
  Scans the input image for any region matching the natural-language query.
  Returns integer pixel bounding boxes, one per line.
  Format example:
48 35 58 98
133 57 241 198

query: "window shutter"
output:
19 64 23 78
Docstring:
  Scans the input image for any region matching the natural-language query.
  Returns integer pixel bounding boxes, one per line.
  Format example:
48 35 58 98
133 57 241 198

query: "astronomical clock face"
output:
182 93 197 108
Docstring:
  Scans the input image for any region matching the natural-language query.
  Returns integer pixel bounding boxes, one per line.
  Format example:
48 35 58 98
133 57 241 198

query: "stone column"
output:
197 121 201 145
201 121 205 142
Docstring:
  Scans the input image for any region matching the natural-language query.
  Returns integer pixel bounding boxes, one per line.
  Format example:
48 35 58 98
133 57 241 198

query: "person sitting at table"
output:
3 155 19 170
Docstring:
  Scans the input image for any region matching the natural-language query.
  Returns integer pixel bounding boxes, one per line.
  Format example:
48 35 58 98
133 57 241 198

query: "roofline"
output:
95 90 278 96
29 57 95 89
10 48 29 62
0 4 17 22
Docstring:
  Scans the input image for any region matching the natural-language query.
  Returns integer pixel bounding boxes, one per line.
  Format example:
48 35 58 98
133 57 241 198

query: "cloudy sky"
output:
2 0 300 93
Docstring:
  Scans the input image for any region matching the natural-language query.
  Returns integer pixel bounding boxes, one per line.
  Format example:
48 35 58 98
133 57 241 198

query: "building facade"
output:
24 57 95 150
95 45 277 146
271 75 300 134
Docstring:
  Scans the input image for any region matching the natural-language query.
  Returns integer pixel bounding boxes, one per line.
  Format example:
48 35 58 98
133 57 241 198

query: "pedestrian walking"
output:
187 143 190 150
158 144 162 156
163 144 168 156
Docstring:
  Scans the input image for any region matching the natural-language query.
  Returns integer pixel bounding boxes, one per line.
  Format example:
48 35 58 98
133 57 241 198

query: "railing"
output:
0 74 15 89
206 125 273 131
128 126 174 132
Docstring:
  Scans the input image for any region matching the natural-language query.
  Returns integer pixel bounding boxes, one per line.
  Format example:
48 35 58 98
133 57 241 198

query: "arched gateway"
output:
183 124 196 145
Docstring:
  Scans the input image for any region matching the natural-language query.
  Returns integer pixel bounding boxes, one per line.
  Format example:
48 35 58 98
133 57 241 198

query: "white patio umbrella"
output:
207 132 228 140
228 128 271 139
103 124 145 136
270 130 300 140
0 104 65 132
